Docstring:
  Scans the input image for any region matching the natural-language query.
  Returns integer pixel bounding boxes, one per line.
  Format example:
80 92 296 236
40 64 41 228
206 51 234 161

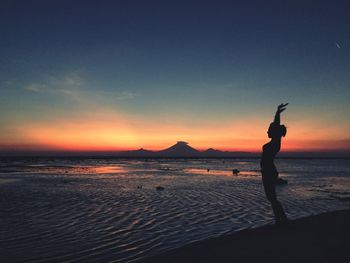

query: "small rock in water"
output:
232 169 240 175
207 168 210 172
156 186 164 191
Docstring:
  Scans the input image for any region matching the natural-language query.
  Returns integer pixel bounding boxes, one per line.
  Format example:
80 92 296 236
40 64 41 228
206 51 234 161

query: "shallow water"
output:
0 158 349 262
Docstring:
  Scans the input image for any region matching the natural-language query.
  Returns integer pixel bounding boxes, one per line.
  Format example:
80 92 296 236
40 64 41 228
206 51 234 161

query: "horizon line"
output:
1 149 350 158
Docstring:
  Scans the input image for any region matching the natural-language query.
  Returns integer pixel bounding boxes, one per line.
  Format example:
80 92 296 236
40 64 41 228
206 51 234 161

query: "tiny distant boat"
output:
232 169 240 175
156 186 165 191
276 177 288 185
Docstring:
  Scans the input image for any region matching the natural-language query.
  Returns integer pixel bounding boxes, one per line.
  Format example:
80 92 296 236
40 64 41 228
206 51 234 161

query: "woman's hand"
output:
277 103 288 114
273 103 288 124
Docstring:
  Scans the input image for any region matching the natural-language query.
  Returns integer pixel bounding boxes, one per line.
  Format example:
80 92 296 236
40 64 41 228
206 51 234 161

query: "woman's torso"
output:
260 142 279 179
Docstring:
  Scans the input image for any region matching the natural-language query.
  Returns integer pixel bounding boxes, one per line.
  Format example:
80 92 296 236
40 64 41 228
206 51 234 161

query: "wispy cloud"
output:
2 80 15 87
25 83 49 93
24 73 82 95
23 73 140 102
114 91 140 101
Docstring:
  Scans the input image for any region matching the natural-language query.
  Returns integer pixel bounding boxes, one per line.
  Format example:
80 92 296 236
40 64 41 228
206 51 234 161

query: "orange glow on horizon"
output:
1 111 349 152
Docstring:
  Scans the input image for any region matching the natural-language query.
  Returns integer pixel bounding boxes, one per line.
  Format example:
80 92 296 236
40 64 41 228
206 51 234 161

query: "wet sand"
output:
141 209 350 263
1 159 349 262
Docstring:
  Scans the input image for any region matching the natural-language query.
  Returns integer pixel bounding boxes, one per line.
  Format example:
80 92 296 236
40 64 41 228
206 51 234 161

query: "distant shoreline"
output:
140 209 350 263
1 141 349 158
0 155 349 159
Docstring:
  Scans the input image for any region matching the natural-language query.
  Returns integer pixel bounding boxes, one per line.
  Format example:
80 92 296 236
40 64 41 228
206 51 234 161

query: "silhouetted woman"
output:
261 103 288 225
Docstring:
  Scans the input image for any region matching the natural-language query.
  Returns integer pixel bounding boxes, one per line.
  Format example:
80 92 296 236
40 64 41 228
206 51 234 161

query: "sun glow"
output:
1 111 349 152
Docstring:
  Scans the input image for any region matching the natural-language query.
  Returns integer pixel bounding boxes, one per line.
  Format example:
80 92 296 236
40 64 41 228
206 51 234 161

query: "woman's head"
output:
267 123 287 138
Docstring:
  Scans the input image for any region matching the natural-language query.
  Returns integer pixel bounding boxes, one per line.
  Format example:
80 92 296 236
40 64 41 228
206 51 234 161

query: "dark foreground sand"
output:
140 209 350 263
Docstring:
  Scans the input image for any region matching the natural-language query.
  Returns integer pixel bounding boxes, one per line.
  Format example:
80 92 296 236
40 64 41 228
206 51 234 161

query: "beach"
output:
0 158 349 262
2 1 350 262
141 209 350 263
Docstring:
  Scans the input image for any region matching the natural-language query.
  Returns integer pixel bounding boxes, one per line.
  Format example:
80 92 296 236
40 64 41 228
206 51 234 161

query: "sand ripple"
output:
0 158 349 262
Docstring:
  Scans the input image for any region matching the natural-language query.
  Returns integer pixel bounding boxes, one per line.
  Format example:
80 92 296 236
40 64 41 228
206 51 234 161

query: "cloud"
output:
25 83 49 92
23 73 140 103
114 91 140 101
24 73 82 95
2 80 15 87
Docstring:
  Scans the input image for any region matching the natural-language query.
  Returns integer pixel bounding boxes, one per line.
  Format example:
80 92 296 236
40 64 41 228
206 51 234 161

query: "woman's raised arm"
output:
273 103 288 124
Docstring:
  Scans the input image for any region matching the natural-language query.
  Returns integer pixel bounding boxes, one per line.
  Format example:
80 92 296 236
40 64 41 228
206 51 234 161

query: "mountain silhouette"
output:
158 141 200 157
202 148 224 157
116 141 255 158
122 148 155 157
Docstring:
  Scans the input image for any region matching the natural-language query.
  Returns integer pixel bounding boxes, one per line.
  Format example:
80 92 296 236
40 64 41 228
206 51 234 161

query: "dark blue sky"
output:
0 0 349 150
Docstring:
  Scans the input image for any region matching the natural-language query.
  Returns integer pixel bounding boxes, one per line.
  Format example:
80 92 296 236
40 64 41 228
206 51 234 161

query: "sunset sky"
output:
0 1 349 152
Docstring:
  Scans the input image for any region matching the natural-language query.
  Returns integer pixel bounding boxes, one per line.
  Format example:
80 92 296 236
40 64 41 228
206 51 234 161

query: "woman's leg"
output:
270 199 287 222
263 178 287 223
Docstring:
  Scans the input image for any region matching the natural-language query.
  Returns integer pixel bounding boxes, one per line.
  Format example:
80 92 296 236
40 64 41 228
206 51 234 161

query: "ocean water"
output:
0 158 349 262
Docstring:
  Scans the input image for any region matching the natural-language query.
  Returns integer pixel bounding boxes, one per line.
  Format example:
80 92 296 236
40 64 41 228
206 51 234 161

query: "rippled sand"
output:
0 158 349 262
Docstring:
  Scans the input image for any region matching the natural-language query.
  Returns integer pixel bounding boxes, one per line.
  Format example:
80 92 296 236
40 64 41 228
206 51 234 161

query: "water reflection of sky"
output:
0 158 349 263
93 165 127 174
185 168 232 176
184 168 261 177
